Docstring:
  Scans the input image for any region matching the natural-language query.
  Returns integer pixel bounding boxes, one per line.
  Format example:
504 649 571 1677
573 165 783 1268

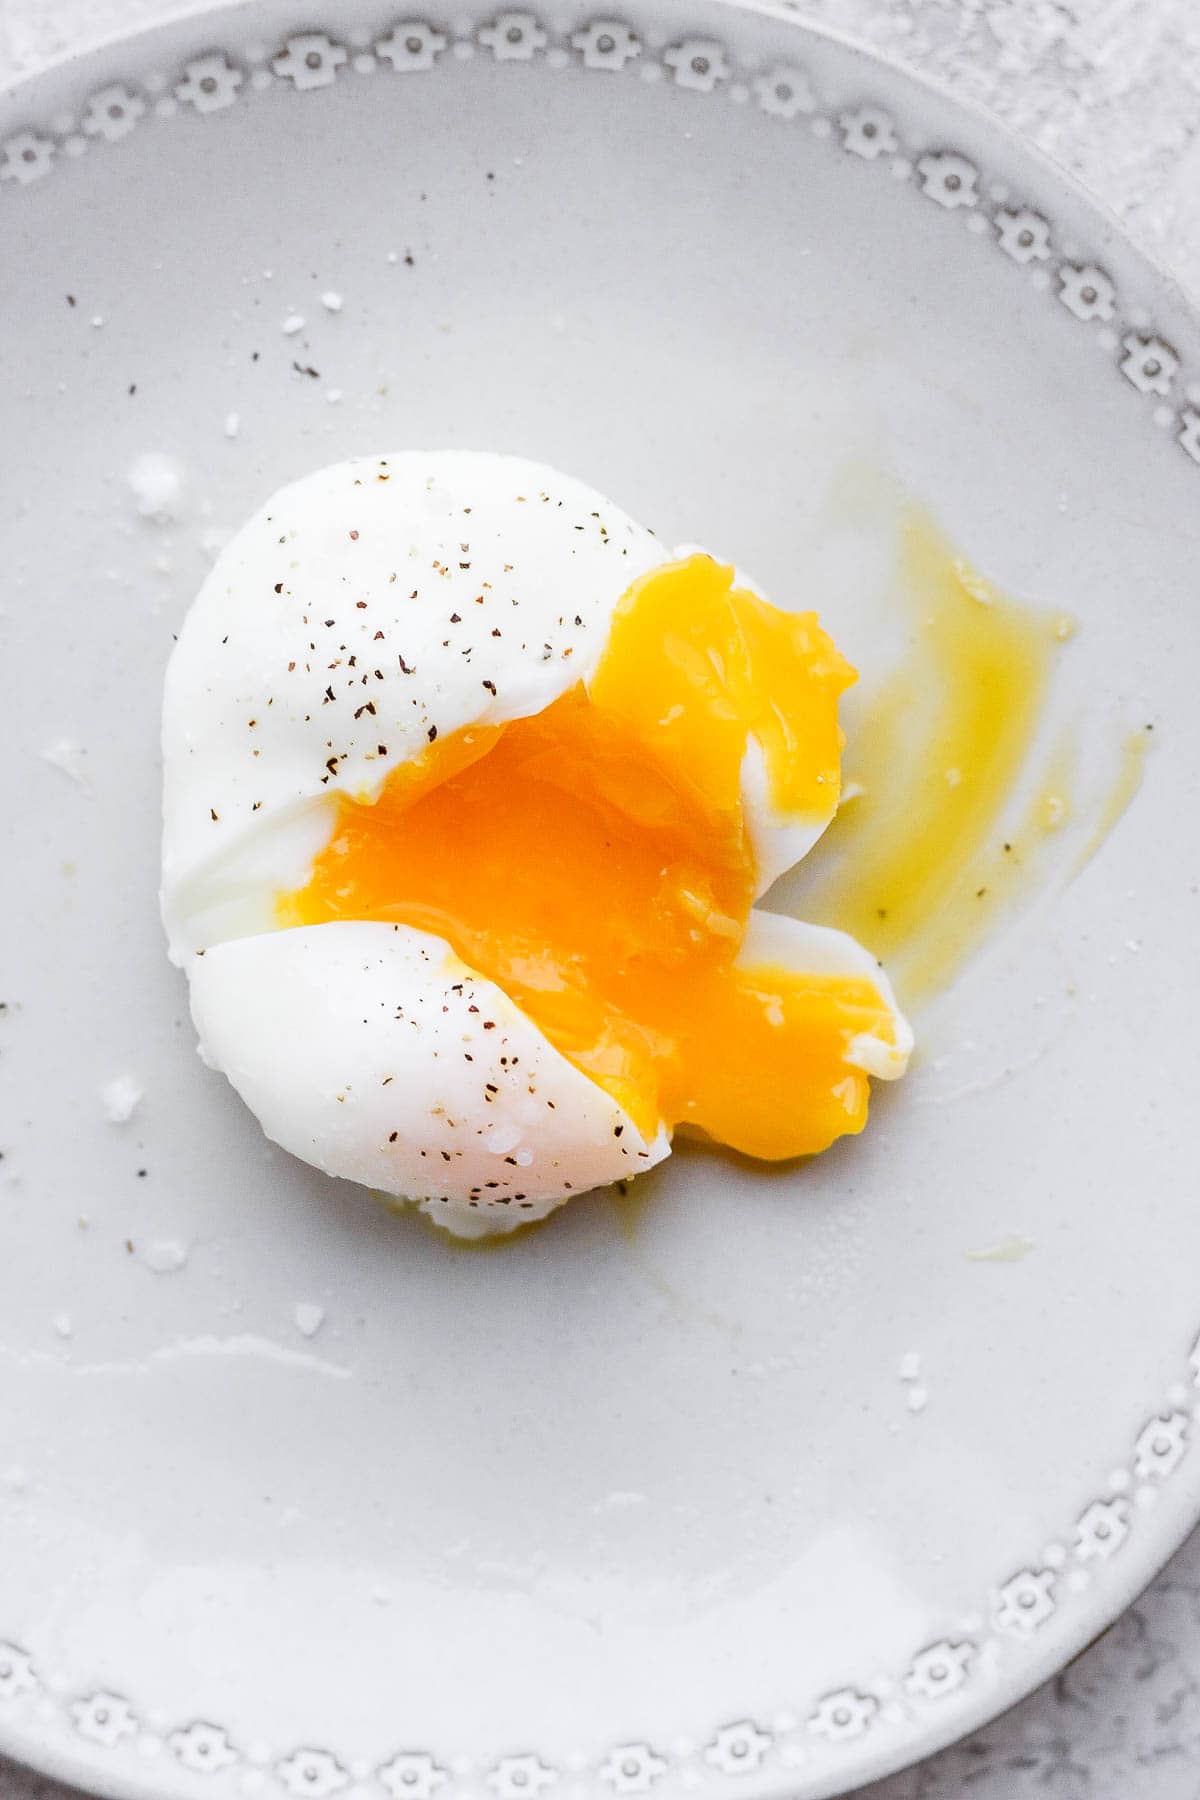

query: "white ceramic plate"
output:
3 4 1200 1797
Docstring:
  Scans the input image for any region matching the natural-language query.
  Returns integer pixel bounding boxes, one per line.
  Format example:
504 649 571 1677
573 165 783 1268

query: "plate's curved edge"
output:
1 4 1200 1799
1 0 1197 456
9 0 1196 339
0 0 261 104
802 1448 1200 1800
737 0 1200 327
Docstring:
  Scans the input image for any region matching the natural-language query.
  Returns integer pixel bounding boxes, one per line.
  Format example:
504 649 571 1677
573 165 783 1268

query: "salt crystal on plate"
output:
128 451 185 523
41 738 92 793
142 1240 189 1274
100 1074 144 1123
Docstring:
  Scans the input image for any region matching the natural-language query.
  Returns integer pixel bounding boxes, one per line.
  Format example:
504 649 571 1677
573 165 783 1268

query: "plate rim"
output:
4 0 1198 332
2 4 1200 1798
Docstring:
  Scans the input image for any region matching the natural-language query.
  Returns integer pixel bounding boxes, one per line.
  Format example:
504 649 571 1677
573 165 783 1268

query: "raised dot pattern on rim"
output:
1 13 1196 470
1 7 1199 1794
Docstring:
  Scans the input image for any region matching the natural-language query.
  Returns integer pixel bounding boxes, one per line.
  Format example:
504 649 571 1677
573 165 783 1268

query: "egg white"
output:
163 452 909 1235
162 452 665 958
188 920 671 1237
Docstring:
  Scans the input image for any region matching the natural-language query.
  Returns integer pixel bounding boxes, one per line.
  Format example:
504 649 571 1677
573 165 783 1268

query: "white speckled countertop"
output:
2 2 1199 1796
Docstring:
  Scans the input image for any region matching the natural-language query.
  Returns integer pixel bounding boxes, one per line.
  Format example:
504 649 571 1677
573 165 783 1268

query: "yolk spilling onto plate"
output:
281 555 899 1157
785 514 1075 1001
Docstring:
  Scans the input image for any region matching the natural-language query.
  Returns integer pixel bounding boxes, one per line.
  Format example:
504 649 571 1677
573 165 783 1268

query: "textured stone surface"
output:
1 3 1198 1798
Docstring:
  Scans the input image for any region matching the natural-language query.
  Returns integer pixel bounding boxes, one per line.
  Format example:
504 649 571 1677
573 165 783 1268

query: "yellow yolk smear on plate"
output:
787 513 1075 1003
280 555 900 1160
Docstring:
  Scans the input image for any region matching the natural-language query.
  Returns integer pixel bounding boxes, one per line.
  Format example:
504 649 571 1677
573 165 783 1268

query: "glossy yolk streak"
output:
788 513 1070 1001
281 555 898 1159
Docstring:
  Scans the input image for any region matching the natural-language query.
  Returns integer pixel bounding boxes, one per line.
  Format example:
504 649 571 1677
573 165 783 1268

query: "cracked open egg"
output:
161 452 912 1235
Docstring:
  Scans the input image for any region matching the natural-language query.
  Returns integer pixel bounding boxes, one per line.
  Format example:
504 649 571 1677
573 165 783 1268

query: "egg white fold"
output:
161 451 665 909
187 920 671 1237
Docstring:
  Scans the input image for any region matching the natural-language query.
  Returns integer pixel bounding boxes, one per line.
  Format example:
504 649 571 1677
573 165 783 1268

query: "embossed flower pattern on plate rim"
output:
1 8 1199 1800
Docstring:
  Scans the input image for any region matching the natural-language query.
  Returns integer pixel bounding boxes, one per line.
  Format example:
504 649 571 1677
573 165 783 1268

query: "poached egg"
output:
162 452 912 1236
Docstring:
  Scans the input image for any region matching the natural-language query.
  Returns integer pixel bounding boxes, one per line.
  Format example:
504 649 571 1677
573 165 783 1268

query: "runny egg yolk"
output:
280 555 900 1159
